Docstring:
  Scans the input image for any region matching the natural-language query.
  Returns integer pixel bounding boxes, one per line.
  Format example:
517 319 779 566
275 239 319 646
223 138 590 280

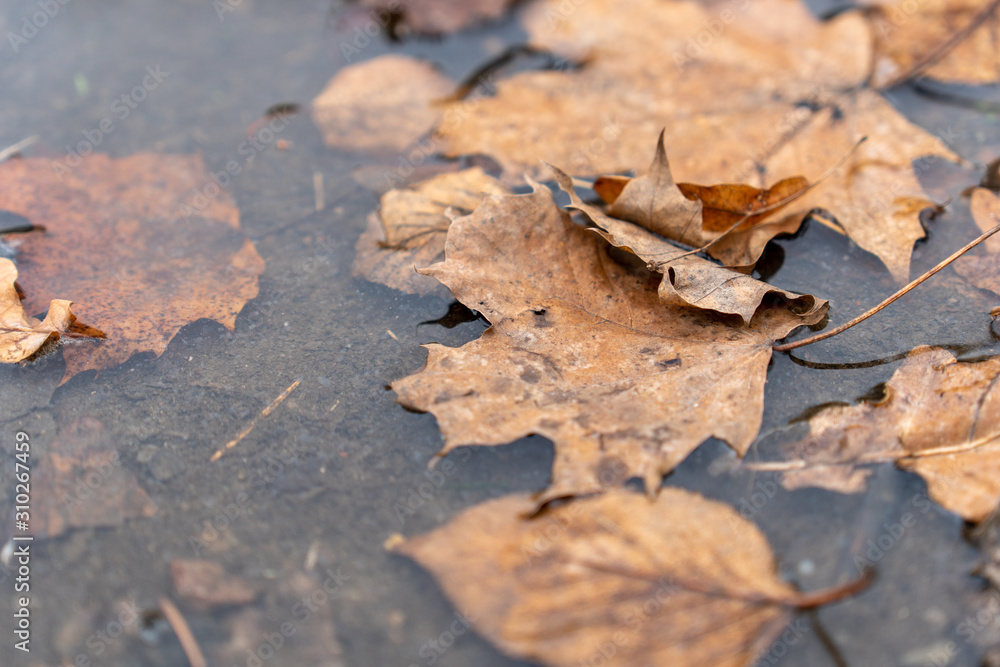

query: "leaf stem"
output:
786 569 875 609
774 218 1000 352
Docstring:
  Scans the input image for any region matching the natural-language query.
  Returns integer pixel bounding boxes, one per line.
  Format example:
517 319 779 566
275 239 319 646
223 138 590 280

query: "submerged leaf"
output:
864 0 1000 86
0 154 264 382
393 488 859 667
311 54 453 154
394 183 825 501
32 418 157 539
780 346 1000 522
353 168 510 296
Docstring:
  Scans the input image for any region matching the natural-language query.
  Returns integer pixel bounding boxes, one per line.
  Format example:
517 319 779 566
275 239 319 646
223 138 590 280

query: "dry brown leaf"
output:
550 163 823 324
779 346 1000 522
0 258 103 363
352 167 510 296
0 154 264 383
955 188 1000 298
392 488 858 667
592 168 809 270
357 0 519 34
311 54 453 154
170 559 259 607
864 0 1000 86
32 418 157 539
393 183 826 500
422 0 957 282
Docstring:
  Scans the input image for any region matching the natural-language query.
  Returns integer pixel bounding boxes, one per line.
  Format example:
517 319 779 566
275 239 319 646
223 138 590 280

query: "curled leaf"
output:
0 258 103 363
550 163 824 324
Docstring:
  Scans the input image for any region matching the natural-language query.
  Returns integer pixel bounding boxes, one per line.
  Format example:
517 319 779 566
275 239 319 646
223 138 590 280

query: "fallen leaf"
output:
392 488 858 667
393 183 826 500
955 188 1000 298
352 167 510 296
0 258 103 363
170 559 259 607
311 54 453 154
864 0 1000 86
592 167 810 268
550 161 823 324
778 346 1000 522
31 418 157 539
357 0 519 35
0 153 265 382
421 0 958 282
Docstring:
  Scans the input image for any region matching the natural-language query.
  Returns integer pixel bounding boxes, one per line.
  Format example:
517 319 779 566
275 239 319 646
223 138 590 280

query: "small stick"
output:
158 597 207 667
210 379 301 461
877 0 1000 90
775 219 1000 352
313 172 325 211
0 136 38 163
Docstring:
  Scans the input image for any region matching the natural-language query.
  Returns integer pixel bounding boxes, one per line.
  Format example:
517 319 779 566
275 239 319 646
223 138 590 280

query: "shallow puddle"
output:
0 1 999 666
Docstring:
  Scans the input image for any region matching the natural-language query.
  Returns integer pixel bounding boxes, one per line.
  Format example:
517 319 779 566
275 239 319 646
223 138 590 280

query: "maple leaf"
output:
393 183 826 501
955 188 1000 299
863 0 1000 87
353 167 510 296
776 346 1000 522
416 0 959 282
0 154 265 383
311 54 453 155
0 257 103 363
391 488 867 667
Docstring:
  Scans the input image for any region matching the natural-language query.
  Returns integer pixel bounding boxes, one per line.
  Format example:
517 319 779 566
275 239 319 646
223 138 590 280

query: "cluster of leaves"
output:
328 0 1000 663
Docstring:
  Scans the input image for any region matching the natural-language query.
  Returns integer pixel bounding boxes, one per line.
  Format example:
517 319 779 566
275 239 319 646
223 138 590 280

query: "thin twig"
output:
877 0 1000 90
774 219 1000 352
158 597 207 667
210 379 301 461
0 136 38 163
